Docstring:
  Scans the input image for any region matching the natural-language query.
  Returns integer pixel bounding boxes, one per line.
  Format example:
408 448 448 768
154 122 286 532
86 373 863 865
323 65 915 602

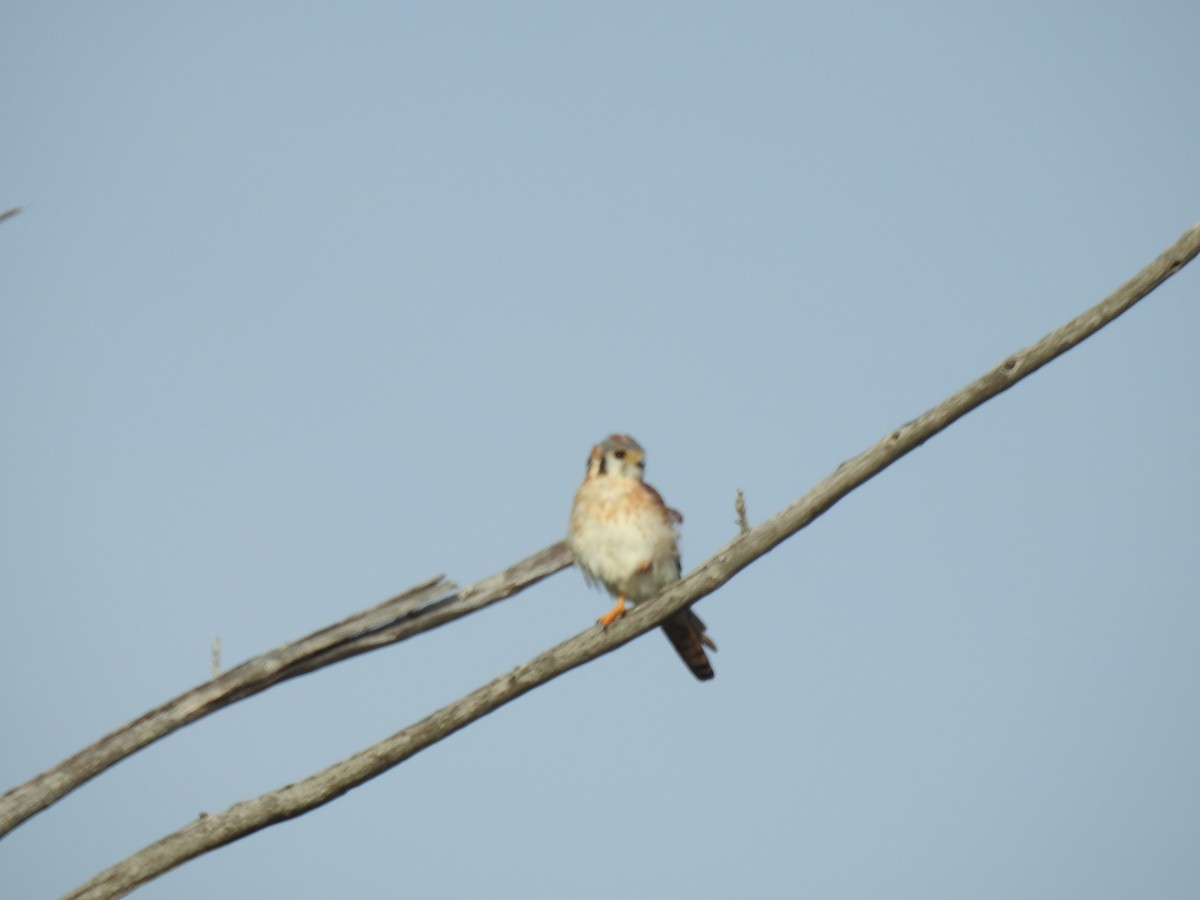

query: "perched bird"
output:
567 434 717 681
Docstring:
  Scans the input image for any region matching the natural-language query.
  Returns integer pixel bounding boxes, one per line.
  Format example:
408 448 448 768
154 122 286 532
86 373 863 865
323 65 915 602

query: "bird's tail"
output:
661 608 717 681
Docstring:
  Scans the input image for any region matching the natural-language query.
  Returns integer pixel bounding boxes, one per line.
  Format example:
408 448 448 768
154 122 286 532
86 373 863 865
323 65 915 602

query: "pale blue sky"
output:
3 3 1199 898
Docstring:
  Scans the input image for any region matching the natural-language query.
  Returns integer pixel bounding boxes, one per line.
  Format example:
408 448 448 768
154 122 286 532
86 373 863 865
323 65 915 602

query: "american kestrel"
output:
567 434 717 681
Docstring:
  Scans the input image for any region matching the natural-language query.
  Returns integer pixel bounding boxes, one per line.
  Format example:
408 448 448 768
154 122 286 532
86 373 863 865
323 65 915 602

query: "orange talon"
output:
597 595 627 626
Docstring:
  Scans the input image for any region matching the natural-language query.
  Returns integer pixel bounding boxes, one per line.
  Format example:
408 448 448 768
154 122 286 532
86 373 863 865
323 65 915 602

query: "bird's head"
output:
586 433 646 481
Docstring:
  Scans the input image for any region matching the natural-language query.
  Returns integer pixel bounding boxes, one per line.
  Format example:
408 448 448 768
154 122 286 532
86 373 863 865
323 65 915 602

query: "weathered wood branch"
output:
63 222 1200 899
0 544 572 837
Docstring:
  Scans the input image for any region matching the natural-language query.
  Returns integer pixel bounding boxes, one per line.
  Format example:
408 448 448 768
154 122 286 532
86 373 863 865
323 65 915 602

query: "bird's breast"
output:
568 479 680 601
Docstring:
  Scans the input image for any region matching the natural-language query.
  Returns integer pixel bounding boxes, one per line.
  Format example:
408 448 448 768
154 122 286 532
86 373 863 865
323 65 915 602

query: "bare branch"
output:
0 207 22 224
734 489 750 534
0 544 572 837
64 222 1200 899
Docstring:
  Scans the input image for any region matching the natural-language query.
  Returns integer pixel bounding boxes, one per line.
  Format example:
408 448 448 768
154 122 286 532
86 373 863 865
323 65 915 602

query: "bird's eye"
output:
614 449 626 459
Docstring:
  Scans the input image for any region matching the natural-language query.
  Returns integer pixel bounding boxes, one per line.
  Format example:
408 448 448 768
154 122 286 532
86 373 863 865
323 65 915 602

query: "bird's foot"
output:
597 596 627 627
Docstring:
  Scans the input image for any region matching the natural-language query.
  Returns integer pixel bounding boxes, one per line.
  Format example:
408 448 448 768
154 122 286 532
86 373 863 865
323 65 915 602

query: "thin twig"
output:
65 222 1200 900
